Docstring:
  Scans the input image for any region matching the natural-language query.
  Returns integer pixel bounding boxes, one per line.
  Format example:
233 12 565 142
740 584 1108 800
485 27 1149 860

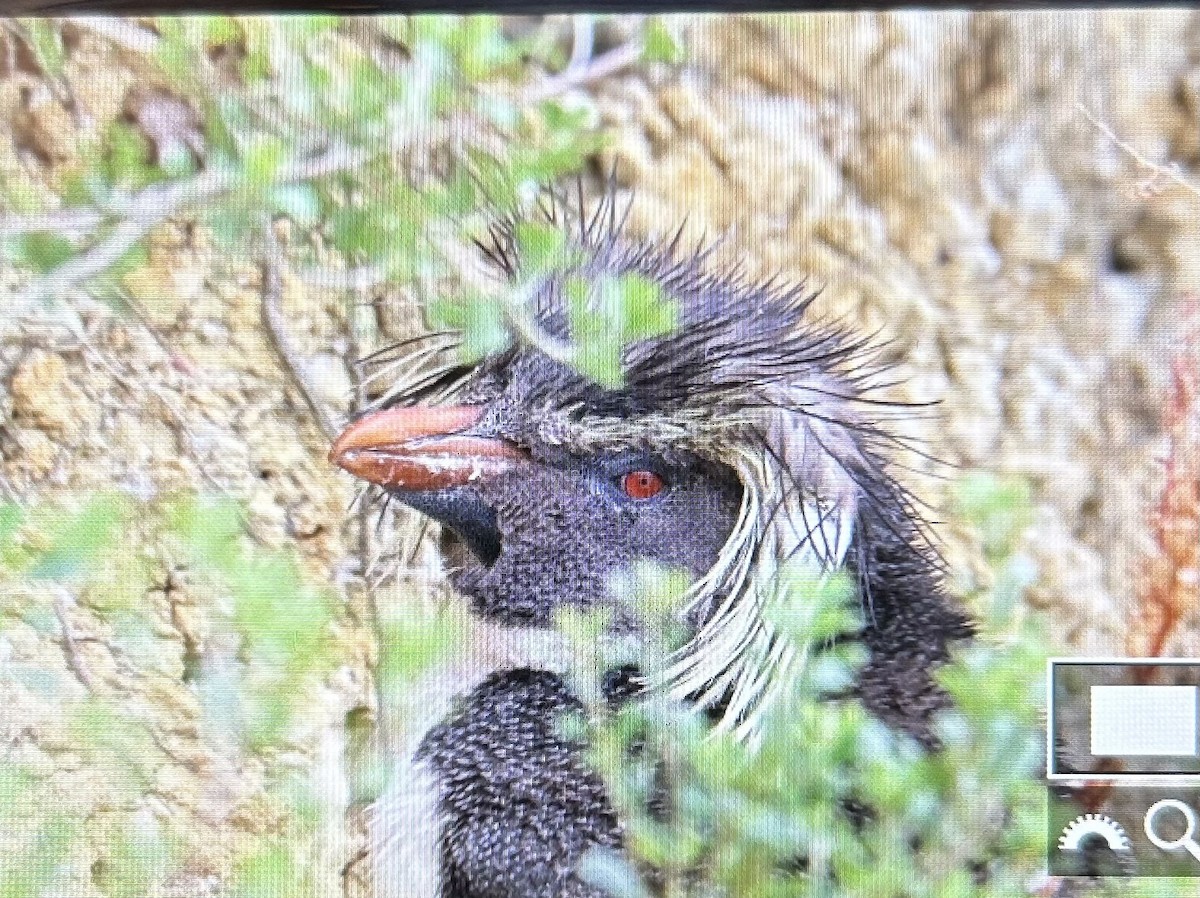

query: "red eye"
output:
620 470 664 500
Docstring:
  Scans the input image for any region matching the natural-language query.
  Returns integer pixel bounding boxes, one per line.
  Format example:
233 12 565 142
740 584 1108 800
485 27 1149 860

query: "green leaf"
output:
990 553 1038 621
616 273 677 340
430 296 512 362
539 98 592 133
465 152 522 213
205 101 243 161
641 20 684 65
282 13 339 37
327 204 414 259
270 184 320 226
229 843 303 898
168 494 243 571
104 121 159 190
514 135 604 185
566 279 624 388
428 170 481 218
0 172 49 215
610 561 692 628
109 241 151 283
58 165 111 207
204 204 254 248
453 297 511 360
452 16 520 80
345 707 395 803
202 16 243 46
377 608 466 687
22 21 66 79
0 813 78 898
9 231 76 274
950 472 1033 559
30 495 130 583
153 21 196 83
242 45 273 83
0 504 23 565
348 58 388 120
242 134 287 187
557 273 679 388
573 341 622 388
514 221 570 276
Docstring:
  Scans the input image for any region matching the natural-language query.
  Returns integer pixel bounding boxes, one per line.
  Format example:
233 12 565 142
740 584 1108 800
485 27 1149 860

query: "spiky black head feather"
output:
361 183 972 744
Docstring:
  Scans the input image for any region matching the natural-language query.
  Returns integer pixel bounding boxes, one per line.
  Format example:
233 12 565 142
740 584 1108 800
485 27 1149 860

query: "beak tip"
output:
327 404 522 491
328 434 353 470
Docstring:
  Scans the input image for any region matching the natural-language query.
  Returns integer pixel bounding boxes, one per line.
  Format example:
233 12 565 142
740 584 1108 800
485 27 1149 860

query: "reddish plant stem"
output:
1078 297 1199 812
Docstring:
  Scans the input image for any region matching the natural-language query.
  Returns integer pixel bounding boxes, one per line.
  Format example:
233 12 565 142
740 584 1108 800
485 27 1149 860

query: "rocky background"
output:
0 10 1197 897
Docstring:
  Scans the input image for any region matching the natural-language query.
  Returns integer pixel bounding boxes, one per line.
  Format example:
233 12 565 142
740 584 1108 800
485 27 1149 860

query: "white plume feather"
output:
662 404 861 742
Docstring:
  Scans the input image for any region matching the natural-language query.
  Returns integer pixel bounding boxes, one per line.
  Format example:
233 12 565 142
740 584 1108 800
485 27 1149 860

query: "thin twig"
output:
293 263 390 292
422 227 577 366
9 143 369 314
564 16 597 80
0 207 106 238
53 586 99 693
498 277 577 366
15 212 156 309
261 222 342 442
525 34 644 103
1077 102 1200 200
51 299 277 547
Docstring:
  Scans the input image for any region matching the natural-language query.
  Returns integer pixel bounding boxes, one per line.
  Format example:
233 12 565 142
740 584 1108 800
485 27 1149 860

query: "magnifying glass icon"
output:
1144 799 1200 864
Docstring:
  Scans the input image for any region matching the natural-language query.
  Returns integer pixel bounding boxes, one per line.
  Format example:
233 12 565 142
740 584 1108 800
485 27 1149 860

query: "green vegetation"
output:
0 494 340 893
1 13 1168 898
0 13 689 895
553 474 1051 898
3 14 675 357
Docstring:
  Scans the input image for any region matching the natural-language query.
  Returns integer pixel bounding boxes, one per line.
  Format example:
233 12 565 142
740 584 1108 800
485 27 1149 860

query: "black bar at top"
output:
5 1 1196 17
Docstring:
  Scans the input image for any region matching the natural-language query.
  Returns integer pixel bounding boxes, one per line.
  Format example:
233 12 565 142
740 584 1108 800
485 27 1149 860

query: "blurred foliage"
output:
0 11 686 895
0 492 343 893
0 11 1173 898
565 473 1192 897
3 13 682 383
430 219 679 387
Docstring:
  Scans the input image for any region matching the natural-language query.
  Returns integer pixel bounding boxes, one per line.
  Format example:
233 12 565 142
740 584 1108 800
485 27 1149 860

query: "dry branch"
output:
261 223 343 442
1077 102 1200 200
525 24 646 103
6 143 369 315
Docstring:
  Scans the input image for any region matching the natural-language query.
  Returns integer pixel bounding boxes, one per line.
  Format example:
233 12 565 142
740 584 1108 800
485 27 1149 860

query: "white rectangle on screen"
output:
1090 685 1199 757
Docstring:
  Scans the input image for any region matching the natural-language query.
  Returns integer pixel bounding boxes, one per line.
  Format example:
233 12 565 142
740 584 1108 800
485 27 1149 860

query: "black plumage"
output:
418 669 621 898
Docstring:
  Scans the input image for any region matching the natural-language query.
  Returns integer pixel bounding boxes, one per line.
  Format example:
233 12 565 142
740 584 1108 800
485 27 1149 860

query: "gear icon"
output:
1059 813 1133 853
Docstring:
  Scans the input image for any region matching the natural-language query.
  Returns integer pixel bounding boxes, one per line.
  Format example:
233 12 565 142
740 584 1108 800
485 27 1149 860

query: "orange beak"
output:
329 405 528 491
